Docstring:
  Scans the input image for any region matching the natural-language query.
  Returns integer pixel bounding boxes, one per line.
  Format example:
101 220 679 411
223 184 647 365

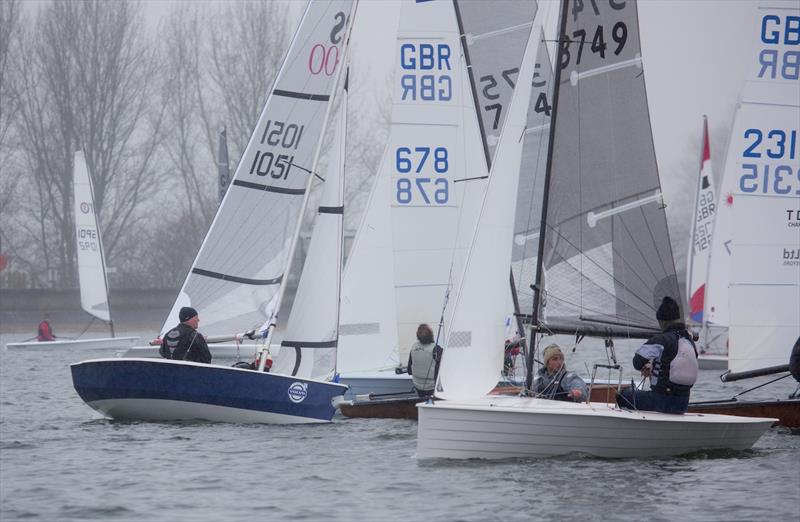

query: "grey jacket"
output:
533 366 588 402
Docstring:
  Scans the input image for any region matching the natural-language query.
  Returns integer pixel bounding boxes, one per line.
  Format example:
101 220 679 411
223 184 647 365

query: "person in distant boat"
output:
532 344 587 402
160 306 212 364
503 336 524 377
407 324 443 397
617 296 698 414
37 314 55 342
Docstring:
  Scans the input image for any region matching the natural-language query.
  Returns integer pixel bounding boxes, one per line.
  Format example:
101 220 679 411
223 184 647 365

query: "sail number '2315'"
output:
740 128 800 195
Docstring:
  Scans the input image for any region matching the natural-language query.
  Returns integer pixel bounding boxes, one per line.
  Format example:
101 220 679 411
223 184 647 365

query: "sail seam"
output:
280 340 338 348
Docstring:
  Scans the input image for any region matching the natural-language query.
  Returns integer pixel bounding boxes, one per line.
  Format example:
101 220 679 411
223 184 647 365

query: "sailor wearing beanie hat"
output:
617 296 698 414
159 306 212 364
532 343 588 402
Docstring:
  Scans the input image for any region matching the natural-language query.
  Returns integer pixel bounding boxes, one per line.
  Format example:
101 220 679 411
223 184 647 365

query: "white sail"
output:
161 0 355 337
704 0 799 335
729 194 800 374
275 71 349 380
686 116 716 326
436 25 539 401
338 0 489 371
73 151 111 323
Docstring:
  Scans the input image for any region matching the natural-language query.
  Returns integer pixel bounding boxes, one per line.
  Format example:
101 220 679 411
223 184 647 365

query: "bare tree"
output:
8 1 162 287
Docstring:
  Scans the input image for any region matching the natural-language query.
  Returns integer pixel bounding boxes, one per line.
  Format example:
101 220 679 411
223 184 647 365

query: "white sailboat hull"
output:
417 395 775 459
5 336 138 352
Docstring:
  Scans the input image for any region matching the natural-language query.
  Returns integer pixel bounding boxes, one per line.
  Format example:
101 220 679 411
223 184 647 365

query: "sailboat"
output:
417 0 775 459
5 151 138 352
70 0 356 424
688 0 800 427
685 116 726 370
336 0 538 401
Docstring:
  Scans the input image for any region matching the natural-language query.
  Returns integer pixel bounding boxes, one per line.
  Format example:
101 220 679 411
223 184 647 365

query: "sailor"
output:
37 313 55 342
532 344 588 402
617 296 698 414
160 306 212 364
407 324 443 397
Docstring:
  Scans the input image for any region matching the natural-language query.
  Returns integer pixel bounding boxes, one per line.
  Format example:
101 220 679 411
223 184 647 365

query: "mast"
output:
525 0 568 392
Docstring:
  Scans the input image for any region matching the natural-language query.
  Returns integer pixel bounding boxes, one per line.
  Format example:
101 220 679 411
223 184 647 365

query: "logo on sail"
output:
288 382 308 403
80 202 90 214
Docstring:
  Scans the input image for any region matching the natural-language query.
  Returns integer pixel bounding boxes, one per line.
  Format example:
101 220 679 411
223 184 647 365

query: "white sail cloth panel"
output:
337 145 401 372
705 0 800 331
436 25 540 402
455 0 538 164
390 0 487 362
729 194 800 374
73 151 111 322
275 75 349 381
537 0 680 335
161 0 355 337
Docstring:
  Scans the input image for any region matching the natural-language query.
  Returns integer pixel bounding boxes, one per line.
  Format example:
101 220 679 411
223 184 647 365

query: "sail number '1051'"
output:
740 128 800 194
395 146 449 205
249 119 305 180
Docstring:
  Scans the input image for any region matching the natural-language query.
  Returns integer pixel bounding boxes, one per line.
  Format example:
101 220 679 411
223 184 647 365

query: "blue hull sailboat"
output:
71 0 357 424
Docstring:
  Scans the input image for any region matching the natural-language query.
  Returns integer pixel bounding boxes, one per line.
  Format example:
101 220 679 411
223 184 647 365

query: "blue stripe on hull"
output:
71 359 347 423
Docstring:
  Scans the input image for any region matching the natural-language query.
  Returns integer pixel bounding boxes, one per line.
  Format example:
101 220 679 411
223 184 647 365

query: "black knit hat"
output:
656 296 680 321
179 306 198 322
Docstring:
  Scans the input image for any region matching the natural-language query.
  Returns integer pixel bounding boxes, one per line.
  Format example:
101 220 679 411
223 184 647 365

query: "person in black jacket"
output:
617 296 698 414
160 306 212 364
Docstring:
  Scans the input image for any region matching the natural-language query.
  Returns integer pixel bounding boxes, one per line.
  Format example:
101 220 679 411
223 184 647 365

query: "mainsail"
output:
686 116 716 326
338 0 490 370
533 0 680 337
73 151 113 329
725 1 800 373
454 0 538 166
161 0 356 337
705 0 799 341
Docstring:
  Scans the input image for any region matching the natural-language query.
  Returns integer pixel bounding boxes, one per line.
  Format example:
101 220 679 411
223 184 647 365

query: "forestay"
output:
436 25 539 401
726 0 800 373
274 71 349 380
73 151 112 323
535 0 680 336
161 0 355 337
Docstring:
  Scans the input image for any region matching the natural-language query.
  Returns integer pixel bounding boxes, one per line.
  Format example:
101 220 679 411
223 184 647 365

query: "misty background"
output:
0 0 755 298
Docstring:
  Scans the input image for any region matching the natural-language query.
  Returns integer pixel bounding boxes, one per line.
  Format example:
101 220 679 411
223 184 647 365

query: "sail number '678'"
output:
395 146 449 205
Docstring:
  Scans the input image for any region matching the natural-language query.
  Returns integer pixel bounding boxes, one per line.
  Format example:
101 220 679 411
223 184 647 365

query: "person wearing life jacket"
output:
532 344 588 402
407 324 443 397
37 314 55 342
617 296 698 414
159 306 212 364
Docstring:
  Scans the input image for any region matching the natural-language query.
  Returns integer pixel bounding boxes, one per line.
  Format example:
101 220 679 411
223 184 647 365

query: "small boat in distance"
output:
5 151 138 352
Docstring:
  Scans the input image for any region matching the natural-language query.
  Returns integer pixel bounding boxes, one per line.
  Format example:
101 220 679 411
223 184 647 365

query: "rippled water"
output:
1 327 799 521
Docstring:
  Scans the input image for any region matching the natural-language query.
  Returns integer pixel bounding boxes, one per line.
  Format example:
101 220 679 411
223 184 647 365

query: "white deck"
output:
5 336 139 352
417 395 775 459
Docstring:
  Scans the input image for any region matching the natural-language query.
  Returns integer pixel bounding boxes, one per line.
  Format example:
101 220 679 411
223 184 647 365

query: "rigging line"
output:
537 242 655 323
452 175 488 183
467 22 533 43
541 221 662 314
